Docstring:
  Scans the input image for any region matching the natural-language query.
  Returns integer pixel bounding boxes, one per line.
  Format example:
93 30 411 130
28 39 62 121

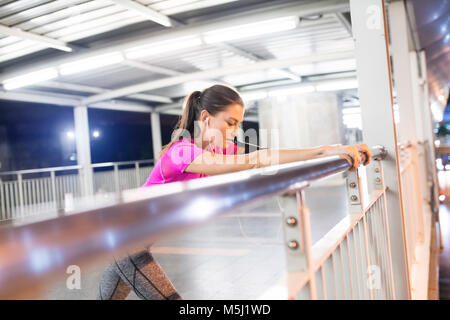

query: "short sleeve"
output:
223 142 238 155
167 140 208 173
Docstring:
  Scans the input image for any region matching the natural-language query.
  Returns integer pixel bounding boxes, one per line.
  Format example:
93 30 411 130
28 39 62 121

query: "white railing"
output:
280 155 396 299
398 141 433 299
0 146 435 299
0 160 154 221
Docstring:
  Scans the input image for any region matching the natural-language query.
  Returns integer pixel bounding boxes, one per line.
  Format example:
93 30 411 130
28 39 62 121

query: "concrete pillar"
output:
74 105 93 196
151 112 162 161
257 92 342 149
388 1 419 144
257 91 343 185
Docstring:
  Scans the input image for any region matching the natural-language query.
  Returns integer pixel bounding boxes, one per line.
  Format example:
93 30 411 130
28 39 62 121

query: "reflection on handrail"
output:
0 147 386 298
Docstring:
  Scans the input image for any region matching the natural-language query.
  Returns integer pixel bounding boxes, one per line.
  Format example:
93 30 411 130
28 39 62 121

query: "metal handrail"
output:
0 147 386 298
0 159 154 176
0 165 82 176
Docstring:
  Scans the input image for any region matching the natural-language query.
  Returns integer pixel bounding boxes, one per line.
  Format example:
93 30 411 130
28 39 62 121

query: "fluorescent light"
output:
3 68 58 90
290 59 356 75
59 52 124 75
92 130 100 138
203 17 297 44
342 107 360 115
268 86 315 97
154 0 240 15
66 131 75 139
125 36 202 59
241 91 268 101
316 79 358 92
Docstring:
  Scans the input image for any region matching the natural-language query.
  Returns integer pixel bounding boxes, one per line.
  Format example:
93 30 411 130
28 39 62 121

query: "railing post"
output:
135 162 140 188
346 169 371 300
114 164 120 193
17 173 24 216
371 159 396 299
50 171 57 210
280 182 316 299
0 178 4 220
74 105 94 197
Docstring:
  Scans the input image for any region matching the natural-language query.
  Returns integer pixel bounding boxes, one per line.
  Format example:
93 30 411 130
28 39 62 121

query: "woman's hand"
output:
340 145 362 171
356 143 372 165
321 144 369 171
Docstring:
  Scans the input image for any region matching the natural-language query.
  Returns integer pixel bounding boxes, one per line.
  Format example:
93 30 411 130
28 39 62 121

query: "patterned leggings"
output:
97 248 182 300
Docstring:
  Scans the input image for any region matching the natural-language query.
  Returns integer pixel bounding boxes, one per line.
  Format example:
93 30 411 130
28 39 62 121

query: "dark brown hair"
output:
159 84 244 158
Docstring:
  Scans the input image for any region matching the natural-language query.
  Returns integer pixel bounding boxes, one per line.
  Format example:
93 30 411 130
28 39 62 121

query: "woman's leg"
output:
97 262 131 300
113 249 182 300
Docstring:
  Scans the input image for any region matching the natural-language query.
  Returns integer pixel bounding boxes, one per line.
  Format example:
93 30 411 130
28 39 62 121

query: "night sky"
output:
0 100 259 173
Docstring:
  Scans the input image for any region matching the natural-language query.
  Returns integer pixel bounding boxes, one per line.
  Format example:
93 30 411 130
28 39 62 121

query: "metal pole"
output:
151 112 162 162
17 173 24 216
388 1 419 145
74 105 94 197
0 178 4 220
135 162 140 188
349 0 411 299
114 164 120 193
50 171 57 210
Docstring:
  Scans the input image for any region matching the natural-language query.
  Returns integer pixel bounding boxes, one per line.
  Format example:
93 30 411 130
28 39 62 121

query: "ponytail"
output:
159 90 202 158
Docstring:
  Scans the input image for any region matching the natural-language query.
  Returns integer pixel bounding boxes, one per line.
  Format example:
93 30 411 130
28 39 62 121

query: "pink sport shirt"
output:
142 138 238 187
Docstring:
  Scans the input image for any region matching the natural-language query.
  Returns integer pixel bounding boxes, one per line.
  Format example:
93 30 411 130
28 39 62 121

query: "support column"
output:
151 112 162 162
74 105 93 197
418 50 440 209
388 1 419 144
258 91 343 184
349 0 411 299
257 92 342 148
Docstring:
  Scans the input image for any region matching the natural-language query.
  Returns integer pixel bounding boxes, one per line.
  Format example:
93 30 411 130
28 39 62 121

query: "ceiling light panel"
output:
125 36 203 59
3 68 59 90
59 52 125 75
203 16 298 44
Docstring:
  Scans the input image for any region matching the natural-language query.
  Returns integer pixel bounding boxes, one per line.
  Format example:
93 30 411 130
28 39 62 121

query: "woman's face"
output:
206 103 244 148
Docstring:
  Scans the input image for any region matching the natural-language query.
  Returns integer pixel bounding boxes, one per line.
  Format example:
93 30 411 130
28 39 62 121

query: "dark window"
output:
88 109 153 163
0 100 75 172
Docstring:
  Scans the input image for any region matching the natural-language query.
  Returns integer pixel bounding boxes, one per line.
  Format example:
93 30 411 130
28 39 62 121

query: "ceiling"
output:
0 0 357 120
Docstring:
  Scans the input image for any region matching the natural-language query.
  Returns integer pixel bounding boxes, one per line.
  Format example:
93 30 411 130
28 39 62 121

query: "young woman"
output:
97 84 372 300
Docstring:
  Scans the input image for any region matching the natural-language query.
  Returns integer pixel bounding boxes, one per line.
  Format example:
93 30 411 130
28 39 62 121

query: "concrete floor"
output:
42 182 349 300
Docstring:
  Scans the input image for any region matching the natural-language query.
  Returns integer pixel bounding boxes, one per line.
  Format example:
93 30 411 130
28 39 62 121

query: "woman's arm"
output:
185 144 371 176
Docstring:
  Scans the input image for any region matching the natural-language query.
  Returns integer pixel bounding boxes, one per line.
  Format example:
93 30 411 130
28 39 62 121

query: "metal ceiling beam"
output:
122 60 183 76
215 42 301 82
116 1 299 86
0 0 349 82
81 50 354 104
38 81 172 104
0 89 79 107
110 0 173 27
335 12 352 36
153 73 357 112
0 24 72 52
0 89 155 113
